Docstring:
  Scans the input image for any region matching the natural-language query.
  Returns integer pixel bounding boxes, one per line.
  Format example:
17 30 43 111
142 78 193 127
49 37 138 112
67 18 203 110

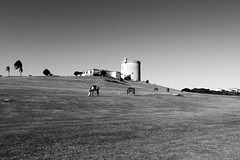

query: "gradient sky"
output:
1 0 240 90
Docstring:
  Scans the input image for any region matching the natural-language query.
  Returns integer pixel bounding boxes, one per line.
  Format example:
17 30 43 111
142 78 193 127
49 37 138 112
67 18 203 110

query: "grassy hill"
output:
1 76 240 159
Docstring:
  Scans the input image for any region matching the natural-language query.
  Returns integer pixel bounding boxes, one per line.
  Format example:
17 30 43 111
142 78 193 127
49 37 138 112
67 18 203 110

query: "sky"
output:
1 0 240 90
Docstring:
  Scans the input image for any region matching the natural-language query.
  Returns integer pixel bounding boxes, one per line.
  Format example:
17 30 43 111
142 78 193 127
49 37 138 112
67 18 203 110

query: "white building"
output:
121 57 141 81
81 69 121 79
81 69 101 76
80 57 141 81
106 71 121 79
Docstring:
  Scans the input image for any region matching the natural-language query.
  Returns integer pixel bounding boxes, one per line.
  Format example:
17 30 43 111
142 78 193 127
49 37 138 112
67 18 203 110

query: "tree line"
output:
4 60 53 77
181 88 240 96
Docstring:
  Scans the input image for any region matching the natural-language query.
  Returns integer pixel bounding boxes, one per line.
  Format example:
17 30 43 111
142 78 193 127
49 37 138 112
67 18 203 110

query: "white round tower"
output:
121 57 141 81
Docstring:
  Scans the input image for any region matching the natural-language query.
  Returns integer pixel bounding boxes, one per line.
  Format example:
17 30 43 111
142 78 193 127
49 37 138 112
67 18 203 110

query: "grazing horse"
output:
88 85 100 96
127 87 135 95
154 87 158 91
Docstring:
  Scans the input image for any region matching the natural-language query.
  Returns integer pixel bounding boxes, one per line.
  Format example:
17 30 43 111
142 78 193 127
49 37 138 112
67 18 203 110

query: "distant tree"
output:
6 66 10 76
146 80 149 84
14 60 23 76
43 69 51 76
100 70 106 77
74 71 82 76
181 88 191 92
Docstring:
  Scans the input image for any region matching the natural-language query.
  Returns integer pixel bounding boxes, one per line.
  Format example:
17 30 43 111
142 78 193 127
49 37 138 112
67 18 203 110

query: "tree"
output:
6 66 10 76
100 70 106 77
181 88 191 92
43 69 51 76
74 71 82 76
14 60 23 76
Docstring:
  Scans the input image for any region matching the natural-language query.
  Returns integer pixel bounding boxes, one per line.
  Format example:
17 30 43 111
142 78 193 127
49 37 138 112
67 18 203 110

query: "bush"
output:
43 69 51 76
124 75 131 81
181 88 191 92
74 71 82 76
100 70 106 77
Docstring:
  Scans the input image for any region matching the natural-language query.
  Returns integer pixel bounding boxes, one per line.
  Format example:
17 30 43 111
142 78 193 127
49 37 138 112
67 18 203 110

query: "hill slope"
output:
1 76 240 159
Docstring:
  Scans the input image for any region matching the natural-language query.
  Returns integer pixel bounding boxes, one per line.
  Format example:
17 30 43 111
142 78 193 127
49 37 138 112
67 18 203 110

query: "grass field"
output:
1 76 240 159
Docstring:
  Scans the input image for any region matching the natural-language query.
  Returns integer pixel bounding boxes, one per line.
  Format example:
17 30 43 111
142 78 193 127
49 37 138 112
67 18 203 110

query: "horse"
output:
154 87 158 91
127 87 135 95
88 85 100 96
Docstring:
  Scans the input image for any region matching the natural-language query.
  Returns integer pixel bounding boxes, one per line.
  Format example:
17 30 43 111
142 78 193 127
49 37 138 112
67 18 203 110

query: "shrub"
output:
124 75 131 81
74 71 82 76
43 69 51 76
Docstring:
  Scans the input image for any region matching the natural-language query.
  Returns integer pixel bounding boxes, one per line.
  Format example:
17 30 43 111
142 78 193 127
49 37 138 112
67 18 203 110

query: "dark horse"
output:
154 87 158 91
88 85 100 96
127 87 135 95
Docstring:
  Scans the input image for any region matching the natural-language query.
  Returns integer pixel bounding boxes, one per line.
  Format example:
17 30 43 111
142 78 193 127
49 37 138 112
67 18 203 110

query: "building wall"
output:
81 69 101 76
81 69 121 79
121 57 141 81
106 71 121 79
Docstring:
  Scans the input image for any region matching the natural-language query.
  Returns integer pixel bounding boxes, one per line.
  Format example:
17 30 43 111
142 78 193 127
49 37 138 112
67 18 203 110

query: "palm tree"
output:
14 60 23 76
6 66 10 76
